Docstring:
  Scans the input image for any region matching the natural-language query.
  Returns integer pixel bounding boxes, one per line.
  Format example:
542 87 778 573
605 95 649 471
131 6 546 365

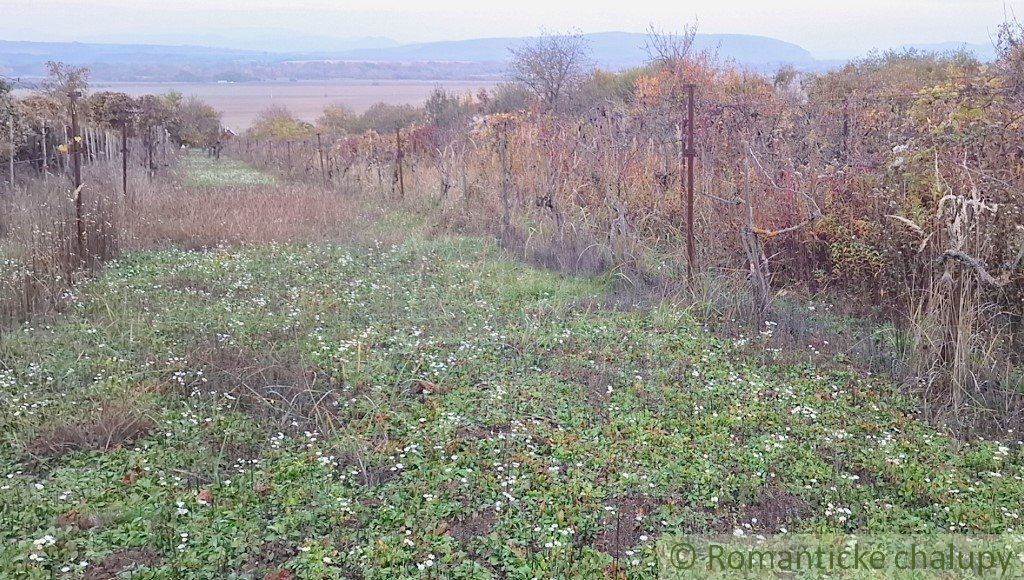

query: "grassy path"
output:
1 158 1022 578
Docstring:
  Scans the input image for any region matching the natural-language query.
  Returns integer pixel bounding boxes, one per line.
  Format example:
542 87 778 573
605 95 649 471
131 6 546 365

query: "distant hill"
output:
81 30 399 54
0 40 265 69
0 33 998 82
311 31 817 70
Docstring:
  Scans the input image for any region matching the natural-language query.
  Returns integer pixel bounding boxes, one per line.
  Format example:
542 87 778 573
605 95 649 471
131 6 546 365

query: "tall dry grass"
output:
133 183 369 250
0 164 140 324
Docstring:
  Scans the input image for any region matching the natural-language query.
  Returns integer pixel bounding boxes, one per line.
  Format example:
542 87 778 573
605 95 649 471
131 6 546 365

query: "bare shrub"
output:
509 31 593 113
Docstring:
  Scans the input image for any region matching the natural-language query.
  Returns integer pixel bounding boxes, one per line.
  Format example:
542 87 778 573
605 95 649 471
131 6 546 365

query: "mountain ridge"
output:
0 32 997 81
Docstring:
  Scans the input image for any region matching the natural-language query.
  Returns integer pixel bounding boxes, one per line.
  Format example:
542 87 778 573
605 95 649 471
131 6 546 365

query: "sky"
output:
0 0 1020 59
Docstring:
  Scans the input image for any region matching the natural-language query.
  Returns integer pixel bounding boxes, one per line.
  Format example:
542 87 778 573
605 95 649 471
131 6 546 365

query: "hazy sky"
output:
1 0 1019 58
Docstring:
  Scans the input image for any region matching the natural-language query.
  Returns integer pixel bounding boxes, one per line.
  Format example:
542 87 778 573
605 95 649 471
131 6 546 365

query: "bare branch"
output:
938 250 1012 287
508 31 592 113
644 23 698 68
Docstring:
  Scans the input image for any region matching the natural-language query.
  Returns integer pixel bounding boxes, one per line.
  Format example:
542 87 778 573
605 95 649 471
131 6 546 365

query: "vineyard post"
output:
40 121 47 182
316 133 327 187
69 89 84 260
7 108 13 188
396 127 405 198
325 147 333 186
120 118 129 200
684 83 696 284
61 126 68 175
147 126 155 181
498 129 512 230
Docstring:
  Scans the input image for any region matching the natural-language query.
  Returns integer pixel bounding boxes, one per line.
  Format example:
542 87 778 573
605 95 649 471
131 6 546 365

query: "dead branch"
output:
938 250 1012 287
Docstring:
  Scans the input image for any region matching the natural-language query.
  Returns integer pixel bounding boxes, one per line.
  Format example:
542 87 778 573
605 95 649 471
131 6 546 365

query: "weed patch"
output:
23 401 154 458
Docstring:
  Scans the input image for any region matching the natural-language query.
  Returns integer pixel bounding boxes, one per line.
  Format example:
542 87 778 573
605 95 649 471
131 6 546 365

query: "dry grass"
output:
0 155 377 325
133 183 366 249
191 342 346 435
905 277 1024 435
0 165 138 323
24 400 155 458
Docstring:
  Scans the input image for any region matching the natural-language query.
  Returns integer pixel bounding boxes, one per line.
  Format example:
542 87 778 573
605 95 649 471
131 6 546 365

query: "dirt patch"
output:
445 508 497 544
84 547 161 579
455 423 511 440
595 495 662 560
241 541 296 576
56 509 117 531
556 363 617 416
735 487 811 532
24 402 154 458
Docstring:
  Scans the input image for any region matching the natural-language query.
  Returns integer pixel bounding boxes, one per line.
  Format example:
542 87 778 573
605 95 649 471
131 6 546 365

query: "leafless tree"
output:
509 31 592 113
995 16 1024 102
43 61 89 107
645 23 698 68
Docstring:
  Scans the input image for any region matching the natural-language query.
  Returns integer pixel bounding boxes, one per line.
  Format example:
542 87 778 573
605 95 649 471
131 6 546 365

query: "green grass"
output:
1 233 1022 578
182 152 277 187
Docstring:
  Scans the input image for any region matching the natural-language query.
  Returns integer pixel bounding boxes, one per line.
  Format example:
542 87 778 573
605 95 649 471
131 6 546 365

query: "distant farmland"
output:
85 79 496 129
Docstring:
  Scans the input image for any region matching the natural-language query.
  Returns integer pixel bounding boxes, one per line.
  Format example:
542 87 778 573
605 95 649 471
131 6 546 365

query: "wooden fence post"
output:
396 127 405 198
69 89 84 261
121 120 129 200
684 83 696 285
7 109 13 188
40 121 48 182
316 133 327 187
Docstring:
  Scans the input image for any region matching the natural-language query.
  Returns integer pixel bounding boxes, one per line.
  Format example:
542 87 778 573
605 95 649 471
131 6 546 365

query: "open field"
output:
14 80 495 130
1 155 1022 578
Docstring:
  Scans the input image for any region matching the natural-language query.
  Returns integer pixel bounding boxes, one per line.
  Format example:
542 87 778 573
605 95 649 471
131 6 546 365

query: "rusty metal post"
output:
684 83 696 284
